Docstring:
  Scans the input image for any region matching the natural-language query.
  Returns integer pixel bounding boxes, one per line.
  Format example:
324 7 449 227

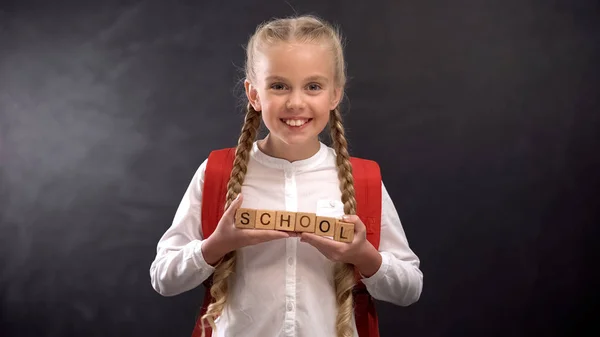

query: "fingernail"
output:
342 215 351 221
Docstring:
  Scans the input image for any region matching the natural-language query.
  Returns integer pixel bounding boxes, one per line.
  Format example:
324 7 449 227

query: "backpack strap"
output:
192 147 236 337
350 157 382 250
350 157 382 337
201 148 236 239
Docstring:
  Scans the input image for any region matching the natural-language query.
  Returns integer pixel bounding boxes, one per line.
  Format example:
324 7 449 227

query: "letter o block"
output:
294 213 316 233
315 216 336 237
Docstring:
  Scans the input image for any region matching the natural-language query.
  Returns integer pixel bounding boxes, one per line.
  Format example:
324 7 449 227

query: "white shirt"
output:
150 141 423 337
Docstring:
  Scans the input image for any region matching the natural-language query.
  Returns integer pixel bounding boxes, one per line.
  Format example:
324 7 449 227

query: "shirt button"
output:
288 257 293 265
287 303 293 311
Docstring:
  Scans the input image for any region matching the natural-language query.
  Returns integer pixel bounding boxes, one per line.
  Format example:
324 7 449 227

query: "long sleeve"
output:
361 181 423 306
149 159 216 297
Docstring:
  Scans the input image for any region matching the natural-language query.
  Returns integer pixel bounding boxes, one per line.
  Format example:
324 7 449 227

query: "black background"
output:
1 0 598 336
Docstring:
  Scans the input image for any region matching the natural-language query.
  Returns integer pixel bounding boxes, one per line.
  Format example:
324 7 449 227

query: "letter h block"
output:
275 211 296 231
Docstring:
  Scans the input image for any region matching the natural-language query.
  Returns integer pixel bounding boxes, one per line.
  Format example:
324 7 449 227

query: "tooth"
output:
284 119 307 126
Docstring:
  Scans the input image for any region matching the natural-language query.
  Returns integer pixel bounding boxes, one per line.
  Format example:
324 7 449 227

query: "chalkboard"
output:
0 0 598 336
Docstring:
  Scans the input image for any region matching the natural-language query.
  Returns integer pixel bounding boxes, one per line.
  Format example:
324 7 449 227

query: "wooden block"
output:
235 208 256 229
275 211 296 231
295 212 316 233
315 216 336 237
334 221 355 243
254 210 276 230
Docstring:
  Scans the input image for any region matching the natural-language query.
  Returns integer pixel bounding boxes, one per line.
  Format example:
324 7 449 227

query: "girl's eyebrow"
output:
265 75 329 83
305 75 329 83
265 75 287 82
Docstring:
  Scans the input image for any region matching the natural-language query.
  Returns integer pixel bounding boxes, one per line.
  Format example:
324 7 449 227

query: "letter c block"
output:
255 210 276 230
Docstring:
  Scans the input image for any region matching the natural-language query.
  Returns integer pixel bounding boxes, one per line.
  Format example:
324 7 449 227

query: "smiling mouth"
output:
280 118 313 127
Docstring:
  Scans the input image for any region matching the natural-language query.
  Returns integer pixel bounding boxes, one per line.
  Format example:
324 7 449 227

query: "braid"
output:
329 107 357 215
225 104 262 209
329 106 358 337
200 104 261 336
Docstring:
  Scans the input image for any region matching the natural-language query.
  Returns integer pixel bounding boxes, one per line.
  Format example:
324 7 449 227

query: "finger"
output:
342 214 365 233
300 233 341 250
224 193 244 219
245 228 290 241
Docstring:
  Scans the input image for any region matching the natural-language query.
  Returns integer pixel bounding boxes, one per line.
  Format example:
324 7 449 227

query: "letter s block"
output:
294 212 316 233
275 211 296 231
334 221 354 243
255 210 276 230
235 208 256 229
315 216 336 237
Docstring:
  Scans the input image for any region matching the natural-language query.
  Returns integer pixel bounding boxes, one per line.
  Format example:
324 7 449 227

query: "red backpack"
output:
192 147 382 337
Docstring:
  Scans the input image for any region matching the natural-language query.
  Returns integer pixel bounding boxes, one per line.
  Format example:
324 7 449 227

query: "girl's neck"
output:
257 134 321 163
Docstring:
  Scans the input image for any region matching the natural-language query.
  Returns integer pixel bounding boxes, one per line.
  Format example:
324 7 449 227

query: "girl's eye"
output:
307 83 322 91
270 83 287 90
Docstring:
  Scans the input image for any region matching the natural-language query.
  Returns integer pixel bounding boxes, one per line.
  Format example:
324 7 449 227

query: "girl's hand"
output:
299 215 382 277
201 194 290 265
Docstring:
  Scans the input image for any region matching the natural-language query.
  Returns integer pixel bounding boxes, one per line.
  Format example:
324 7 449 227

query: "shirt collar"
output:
250 141 329 172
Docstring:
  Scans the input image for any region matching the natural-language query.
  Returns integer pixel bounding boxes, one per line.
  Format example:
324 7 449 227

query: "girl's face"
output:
245 42 342 149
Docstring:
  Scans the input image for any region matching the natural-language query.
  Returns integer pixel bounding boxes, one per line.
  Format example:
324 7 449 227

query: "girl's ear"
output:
330 86 343 110
244 79 262 111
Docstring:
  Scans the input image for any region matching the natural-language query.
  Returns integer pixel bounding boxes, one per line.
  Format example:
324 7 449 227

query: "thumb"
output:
342 214 365 232
224 193 244 218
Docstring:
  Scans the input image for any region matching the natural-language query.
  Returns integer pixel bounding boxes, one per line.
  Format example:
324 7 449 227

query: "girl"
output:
150 15 423 337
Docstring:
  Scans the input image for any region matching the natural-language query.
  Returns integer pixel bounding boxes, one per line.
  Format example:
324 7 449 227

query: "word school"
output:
235 208 355 243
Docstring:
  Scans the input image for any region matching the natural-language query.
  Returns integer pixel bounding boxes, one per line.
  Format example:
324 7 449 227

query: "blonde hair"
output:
201 15 357 337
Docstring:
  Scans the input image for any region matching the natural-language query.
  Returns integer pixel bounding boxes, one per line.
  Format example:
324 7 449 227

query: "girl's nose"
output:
286 91 306 110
